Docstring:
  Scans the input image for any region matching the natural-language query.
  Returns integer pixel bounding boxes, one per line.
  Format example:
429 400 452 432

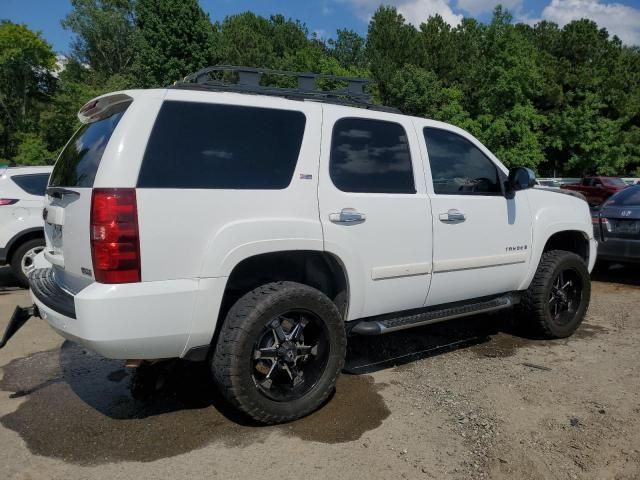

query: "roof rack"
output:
171 65 399 113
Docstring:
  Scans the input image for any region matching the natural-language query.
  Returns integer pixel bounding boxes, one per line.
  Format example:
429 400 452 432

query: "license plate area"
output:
612 220 640 235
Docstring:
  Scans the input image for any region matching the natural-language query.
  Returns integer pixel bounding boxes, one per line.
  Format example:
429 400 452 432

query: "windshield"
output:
49 105 128 188
603 178 626 187
605 186 640 206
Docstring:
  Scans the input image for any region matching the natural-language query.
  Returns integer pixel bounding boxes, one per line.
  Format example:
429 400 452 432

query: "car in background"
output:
592 185 640 266
0 166 52 287
535 179 561 188
561 176 628 206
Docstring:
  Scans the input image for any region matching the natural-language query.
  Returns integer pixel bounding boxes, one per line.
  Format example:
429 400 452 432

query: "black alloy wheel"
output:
252 310 329 402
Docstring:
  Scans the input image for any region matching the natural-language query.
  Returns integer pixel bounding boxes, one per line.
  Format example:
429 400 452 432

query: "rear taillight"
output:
591 215 602 239
0 199 18 206
90 188 141 283
601 217 612 233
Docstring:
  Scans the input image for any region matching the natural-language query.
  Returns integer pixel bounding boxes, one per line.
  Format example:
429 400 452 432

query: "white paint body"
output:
0 166 52 264
33 89 596 359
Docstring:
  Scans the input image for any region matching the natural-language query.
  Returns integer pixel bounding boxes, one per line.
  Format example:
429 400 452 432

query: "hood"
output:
535 186 587 202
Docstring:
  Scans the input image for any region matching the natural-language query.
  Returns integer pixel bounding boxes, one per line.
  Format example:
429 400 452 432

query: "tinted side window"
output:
423 127 501 195
330 118 415 194
11 173 50 196
137 101 306 189
50 106 128 188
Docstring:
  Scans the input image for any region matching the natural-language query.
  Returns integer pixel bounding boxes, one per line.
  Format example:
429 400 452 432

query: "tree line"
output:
1 0 639 176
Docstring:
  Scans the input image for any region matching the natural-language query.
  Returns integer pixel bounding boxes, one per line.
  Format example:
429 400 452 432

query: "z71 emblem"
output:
621 210 632 217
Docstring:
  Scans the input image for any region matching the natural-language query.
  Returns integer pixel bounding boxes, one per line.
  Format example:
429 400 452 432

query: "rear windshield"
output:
49 105 128 188
11 173 50 196
137 101 306 189
606 186 640 206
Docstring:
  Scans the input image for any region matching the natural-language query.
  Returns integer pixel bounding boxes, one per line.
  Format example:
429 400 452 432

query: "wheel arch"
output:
219 250 349 322
4 227 44 265
182 250 350 361
519 226 592 291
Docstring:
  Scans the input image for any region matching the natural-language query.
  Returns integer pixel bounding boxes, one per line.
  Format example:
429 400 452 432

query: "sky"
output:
3 0 640 53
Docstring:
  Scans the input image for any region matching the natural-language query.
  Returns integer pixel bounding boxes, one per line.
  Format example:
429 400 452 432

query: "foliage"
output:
12 132 52 165
2 3 639 176
0 21 56 160
62 0 138 79
133 0 217 87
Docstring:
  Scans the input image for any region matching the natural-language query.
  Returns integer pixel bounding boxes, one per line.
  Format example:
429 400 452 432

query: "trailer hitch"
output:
0 305 40 349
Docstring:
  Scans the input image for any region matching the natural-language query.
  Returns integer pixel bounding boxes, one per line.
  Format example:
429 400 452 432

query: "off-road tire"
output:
211 281 347 424
10 238 45 289
519 250 591 338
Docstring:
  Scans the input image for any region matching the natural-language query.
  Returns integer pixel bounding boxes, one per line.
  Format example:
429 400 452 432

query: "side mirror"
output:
508 167 536 192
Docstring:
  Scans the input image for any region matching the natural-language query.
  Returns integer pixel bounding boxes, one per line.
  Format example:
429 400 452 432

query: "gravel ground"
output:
0 265 638 480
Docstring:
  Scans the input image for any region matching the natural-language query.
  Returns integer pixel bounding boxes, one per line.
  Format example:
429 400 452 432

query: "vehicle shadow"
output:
591 263 640 287
2 309 528 425
345 310 528 374
52 310 530 418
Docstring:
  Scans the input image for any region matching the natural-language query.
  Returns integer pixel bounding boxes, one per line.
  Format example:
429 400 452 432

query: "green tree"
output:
12 132 52 165
386 65 478 134
134 0 217 86
218 13 309 68
62 0 138 79
0 21 56 159
366 6 418 103
329 29 367 69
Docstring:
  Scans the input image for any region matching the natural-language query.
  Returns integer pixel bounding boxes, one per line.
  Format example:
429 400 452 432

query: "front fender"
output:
519 191 593 290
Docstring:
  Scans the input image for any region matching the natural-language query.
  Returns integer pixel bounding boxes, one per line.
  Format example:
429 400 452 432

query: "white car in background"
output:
0 166 52 287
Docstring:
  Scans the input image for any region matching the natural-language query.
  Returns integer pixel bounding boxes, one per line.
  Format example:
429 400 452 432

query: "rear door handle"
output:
439 209 466 223
329 208 366 225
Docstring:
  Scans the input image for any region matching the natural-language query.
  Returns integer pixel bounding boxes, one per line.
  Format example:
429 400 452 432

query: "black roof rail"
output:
170 65 399 113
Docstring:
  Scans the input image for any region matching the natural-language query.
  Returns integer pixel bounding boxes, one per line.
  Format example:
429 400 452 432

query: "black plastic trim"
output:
29 268 76 319
182 345 210 362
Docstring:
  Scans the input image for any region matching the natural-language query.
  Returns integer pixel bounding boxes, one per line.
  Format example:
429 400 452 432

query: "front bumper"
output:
29 268 206 359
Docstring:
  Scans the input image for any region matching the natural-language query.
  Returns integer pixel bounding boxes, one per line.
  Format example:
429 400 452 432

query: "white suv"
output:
0 166 52 287
2 67 596 424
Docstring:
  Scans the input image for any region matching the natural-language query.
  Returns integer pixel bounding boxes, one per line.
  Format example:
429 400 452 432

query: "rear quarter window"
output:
137 101 306 189
11 173 50 196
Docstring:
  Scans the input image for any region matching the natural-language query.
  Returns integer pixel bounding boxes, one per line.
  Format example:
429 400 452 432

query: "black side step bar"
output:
0 305 40 349
350 294 514 336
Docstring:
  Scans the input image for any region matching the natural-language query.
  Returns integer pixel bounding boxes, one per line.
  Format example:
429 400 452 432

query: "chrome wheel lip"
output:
21 246 45 277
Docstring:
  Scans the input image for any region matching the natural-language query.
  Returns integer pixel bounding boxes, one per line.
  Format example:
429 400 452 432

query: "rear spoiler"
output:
78 93 132 124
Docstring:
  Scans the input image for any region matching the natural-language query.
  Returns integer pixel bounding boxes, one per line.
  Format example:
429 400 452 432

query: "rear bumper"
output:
30 268 225 360
597 237 640 263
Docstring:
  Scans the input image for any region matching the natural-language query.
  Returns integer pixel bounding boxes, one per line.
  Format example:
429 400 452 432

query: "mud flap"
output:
0 305 39 349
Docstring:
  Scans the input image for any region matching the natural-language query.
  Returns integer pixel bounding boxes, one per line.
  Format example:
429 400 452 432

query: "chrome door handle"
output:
329 208 366 225
439 209 466 223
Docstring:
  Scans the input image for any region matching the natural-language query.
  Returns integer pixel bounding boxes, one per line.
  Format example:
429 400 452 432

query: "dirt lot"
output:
0 265 638 480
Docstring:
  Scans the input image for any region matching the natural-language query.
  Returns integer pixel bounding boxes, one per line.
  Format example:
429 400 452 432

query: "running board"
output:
350 294 514 336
